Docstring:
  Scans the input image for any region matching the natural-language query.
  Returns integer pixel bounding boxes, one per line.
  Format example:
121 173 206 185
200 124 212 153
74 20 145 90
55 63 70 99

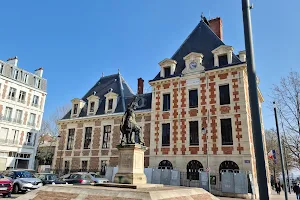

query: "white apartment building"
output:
0 57 47 170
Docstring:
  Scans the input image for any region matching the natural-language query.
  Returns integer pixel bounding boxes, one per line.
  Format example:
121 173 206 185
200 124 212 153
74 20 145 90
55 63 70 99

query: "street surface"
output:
219 191 295 200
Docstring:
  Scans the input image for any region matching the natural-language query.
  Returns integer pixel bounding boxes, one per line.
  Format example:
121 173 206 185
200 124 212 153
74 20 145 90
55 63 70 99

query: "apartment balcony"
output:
12 118 22 124
31 103 39 108
27 122 36 127
7 96 16 101
0 138 19 145
17 99 26 104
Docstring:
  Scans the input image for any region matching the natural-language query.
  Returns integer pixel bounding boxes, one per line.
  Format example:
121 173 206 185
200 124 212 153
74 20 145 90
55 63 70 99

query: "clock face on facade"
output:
189 61 197 69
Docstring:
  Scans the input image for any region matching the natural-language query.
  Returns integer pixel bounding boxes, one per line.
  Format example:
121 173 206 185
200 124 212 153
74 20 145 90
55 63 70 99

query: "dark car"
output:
36 173 67 185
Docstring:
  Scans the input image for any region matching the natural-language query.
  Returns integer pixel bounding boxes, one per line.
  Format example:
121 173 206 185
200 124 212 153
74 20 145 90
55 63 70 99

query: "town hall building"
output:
53 17 268 195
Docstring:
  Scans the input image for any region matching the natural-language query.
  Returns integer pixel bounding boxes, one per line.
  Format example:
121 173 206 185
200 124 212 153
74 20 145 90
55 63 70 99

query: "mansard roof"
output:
150 19 242 82
62 73 152 120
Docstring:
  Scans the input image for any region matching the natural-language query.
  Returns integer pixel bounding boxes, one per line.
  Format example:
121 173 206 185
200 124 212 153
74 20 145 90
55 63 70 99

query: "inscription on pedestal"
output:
121 153 131 169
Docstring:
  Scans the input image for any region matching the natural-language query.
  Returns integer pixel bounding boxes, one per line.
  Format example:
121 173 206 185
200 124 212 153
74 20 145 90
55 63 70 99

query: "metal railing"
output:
23 142 34 146
31 103 39 108
12 118 22 124
17 99 26 104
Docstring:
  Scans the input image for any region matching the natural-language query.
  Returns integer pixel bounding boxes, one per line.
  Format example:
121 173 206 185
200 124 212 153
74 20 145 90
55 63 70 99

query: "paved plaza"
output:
219 191 295 200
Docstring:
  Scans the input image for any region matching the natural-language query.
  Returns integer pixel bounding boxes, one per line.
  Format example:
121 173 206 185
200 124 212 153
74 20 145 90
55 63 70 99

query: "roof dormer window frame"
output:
212 45 234 67
159 59 177 78
87 94 99 116
104 91 118 114
71 98 86 118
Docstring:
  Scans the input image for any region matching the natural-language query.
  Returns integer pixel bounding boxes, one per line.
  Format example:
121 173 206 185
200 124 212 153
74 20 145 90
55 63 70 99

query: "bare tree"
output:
272 71 300 169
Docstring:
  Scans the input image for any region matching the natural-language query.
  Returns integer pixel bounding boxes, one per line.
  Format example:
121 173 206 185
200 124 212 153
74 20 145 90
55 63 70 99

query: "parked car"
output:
63 172 109 184
88 172 109 183
2 170 43 194
36 173 67 185
0 174 12 197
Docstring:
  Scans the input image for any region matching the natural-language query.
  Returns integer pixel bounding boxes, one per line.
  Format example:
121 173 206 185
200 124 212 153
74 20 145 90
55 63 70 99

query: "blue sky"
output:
0 0 299 130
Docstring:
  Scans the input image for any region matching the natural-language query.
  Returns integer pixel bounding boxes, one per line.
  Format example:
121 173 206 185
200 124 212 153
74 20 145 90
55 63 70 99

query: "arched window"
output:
158 160 173 169
219 160 239 181
187 160 203 180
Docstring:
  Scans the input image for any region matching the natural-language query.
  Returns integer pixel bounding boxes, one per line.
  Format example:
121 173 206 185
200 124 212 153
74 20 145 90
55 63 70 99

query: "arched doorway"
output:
219 160 239 181
187 160 203 180
158 160 173 169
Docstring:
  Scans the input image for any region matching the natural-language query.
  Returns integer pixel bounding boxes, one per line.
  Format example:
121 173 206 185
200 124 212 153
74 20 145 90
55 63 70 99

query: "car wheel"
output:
12 184 19 194
2 193 7 198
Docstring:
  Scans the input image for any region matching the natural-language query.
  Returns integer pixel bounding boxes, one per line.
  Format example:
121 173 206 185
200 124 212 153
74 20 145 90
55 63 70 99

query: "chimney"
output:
137 78 144 94
208 17 223 41
7 56 18 66
239 50 246 62
35 67 44 77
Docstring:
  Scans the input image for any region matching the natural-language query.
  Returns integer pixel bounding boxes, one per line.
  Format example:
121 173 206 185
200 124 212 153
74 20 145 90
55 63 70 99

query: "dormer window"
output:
159 59 177 78
104 91 118 114
73 104 78 114
218 54 228 66
108 99 113 110
212 45 233 67
164 67 171 77
90 102 95 112
182 52 204 75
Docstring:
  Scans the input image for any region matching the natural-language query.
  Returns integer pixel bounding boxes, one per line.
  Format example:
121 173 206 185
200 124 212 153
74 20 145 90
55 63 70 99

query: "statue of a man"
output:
120 97 144 145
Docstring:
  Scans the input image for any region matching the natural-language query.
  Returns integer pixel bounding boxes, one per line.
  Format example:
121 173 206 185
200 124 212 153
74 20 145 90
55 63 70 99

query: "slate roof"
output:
62 73 152 120
150 18 242 82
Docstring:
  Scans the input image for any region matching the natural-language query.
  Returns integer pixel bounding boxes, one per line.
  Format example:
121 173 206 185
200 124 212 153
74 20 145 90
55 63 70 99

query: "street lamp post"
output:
202 127 210 192
241 0 269 199
57 135 62 176
273 102 289 200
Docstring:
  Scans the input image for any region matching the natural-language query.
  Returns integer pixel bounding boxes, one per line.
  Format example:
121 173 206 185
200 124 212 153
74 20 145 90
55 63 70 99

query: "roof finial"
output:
201 12 204 21
102 72 104 77
118 68 120 74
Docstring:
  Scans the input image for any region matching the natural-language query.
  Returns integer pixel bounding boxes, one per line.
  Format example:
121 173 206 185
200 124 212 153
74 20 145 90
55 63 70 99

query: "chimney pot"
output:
137 78 144 95
239 50 246 62
208 17 223 41
7 56 18 66
34 67 44 77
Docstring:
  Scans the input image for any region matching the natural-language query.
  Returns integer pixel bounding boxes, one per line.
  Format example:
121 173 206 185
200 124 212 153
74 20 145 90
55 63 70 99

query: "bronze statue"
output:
120 96 144 146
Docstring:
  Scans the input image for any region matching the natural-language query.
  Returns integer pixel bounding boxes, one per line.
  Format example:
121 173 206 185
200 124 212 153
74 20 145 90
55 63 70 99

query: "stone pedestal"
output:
114 144 147 184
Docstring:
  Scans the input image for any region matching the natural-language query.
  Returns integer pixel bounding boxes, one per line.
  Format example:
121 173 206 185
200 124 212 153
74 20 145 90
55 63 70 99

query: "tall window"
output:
102 125 111 149
82 160 88 171
34 77 41 88
26 132 32 144
32 95 39 107
0 128 9 142
28 113 36 126
189 89 198 108
221 118 233 145
163 94 170 111
219 85 230 105
73 104 78 114
4 107 13 121
0 64 3 74
12 69 19 80
100 160 107 175
108 99 113 110
64 161 70 174
8 87 16 100
22 73 28 83
189 121 199 145
84 127 92 149
90 102 95 112
66 129 75 150
162 123 170 146
15 109 22 124
164 67 171 77
18 91 26 103
218 55 228 66
12 130 19 144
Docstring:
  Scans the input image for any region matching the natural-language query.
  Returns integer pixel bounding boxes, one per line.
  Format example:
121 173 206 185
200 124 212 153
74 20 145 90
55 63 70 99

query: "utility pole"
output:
241 0 269 199
274 101 289 200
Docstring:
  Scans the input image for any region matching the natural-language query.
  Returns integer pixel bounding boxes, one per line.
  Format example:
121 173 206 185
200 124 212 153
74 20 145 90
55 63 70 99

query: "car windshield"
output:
90 174 102 178
47 174 58 180
15 171 35 178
